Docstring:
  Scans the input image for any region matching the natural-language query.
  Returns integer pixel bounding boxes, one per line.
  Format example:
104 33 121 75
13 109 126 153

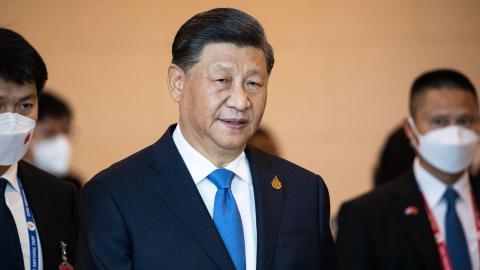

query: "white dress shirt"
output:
414 158 479 269
2 163 43 270
173 124 257 270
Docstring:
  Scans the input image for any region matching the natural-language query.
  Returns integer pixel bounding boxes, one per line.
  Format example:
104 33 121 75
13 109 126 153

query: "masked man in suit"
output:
77 7 336 270
336 69 480 270
0 28 78 270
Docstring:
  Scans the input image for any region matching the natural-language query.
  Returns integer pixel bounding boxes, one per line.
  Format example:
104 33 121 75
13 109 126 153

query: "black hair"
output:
248 126 280 156
373 125 415 187
38 91 72 121
0 28 48 93
409 69 477 117
172 8 274 74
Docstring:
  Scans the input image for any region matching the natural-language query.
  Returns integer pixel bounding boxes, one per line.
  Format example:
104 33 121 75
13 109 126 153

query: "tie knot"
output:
208 168 235 189
444 188 459 205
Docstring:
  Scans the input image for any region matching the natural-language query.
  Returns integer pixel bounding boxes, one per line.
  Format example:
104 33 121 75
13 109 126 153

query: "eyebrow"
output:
0 92 36 99
246 69 265 77
18 93 37 102
11 94 37 104
209 63 234 73
208 63 266 78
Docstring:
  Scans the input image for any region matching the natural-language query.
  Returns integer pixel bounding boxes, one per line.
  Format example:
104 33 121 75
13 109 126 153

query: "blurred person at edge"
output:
336 69 480 270
248 126 281 157
0 28 78 270
372 125 415 188
23 91 82 190
76 7 336 270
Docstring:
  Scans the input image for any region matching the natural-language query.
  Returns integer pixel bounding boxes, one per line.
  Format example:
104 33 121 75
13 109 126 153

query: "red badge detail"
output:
24 133 31 144
404 206 419 216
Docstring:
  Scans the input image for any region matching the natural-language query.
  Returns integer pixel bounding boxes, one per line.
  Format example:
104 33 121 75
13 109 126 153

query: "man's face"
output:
34 116 71 141
171 43 269 160
412 88 479 135
0 77 38 120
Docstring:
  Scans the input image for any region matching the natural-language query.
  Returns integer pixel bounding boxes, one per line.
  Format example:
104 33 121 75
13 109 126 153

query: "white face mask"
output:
32 134 72 177
409 118 479 174
0 112 36 166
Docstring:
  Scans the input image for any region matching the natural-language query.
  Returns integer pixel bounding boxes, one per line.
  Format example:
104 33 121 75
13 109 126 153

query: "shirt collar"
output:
414 158 470 207
1 163 20 192
172 124 251 185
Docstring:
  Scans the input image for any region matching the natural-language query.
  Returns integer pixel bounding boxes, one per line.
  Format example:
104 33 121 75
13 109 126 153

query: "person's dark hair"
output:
248 126 280 156
0 28 47 93
373 125 415 187
172 8 274 74
38 91 72 121
409 69 477 117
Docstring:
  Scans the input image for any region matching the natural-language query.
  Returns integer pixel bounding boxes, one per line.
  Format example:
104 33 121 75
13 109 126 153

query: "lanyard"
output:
421 190 480 270
18 179 39 270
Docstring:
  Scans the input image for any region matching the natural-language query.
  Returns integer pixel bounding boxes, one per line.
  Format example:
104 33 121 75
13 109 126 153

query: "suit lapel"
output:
146 126 235 270
393 172 441 270
17 161 60 270
470 176 480 216
245 146 285 270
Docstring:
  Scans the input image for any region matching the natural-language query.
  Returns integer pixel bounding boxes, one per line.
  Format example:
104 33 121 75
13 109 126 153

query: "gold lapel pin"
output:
271 176 282 190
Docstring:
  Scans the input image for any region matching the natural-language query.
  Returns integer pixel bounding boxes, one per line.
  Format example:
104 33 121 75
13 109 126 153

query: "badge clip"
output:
58 241 74 270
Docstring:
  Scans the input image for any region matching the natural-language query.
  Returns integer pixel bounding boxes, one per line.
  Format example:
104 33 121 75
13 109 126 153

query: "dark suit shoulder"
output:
18 160 77 191
252 145 315 171
18 160 79 269
247 145 319 179
86 142 154 188
340 174 411 217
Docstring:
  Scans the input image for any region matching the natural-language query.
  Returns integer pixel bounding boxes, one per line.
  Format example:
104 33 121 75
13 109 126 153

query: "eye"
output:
213 78 232 88
16 101 34 115
246 80 263 89
457 115 474 127
430 117 448 127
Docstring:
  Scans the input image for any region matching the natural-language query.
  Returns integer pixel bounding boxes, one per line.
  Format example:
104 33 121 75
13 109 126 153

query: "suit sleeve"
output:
76 179 133 270
70 180 80 265
317 176 338 270
336 201 372 270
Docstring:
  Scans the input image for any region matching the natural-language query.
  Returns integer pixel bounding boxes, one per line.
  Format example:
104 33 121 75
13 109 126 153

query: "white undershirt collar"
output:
414 157 470 208
1 163 20 192
172 123 251 186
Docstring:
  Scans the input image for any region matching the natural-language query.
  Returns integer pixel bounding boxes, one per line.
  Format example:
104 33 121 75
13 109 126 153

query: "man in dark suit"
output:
336 69 480 270
77 8 336 270
0 28 78 269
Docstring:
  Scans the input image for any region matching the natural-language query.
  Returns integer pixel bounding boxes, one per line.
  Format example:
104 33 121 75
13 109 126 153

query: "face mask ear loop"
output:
408 117 421 148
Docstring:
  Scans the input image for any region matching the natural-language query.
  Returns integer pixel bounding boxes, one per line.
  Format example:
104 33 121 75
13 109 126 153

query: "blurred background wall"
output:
1 0 479 213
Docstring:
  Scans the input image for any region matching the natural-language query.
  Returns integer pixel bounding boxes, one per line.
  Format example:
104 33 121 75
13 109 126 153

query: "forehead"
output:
37 116 70 133
415 88 478 117
192 43 267 74
0 77 37 99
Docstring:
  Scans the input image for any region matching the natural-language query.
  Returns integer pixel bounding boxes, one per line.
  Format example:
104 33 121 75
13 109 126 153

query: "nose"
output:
225 83 251 111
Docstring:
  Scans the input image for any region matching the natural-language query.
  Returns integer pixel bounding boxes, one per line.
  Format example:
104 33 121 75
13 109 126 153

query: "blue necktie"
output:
444 188 472 270
208 169 246 270
0 178 25 269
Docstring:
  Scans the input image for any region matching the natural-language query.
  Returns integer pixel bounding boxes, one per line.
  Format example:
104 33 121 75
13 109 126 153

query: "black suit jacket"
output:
336 170 480 270
76 125 337 270
17 160 79 269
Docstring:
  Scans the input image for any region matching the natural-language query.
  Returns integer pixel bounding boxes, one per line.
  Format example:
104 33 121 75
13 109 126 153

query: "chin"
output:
215 137 248 152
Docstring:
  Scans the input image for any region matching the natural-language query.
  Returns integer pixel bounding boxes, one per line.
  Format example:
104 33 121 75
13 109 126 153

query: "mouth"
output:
219 118 249 130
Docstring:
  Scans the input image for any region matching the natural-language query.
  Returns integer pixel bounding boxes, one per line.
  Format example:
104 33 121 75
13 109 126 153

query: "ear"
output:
167 64 185 103
403 117 419 148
